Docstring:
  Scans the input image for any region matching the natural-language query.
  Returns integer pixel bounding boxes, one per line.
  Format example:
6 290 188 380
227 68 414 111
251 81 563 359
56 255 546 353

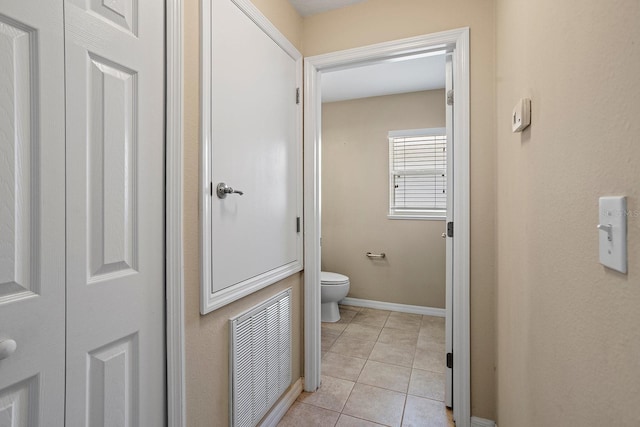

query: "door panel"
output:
0 1 66 425
86 55 138 281
209 0 301 293
86 334 138 426
444 53 454 409
64 0 165 424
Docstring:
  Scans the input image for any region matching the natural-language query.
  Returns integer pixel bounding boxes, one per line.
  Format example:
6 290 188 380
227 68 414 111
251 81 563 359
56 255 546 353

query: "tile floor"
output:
278 305 455 427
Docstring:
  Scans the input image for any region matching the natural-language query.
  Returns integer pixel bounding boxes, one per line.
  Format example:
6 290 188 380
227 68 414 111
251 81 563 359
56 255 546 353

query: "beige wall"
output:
322 90 447 308
304 0 497 419
495 0 640 425
183 0 497 422
250 0 303 48
183 0 303 425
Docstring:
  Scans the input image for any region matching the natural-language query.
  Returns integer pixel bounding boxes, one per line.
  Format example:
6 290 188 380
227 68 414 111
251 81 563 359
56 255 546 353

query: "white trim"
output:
166 0 185 425
444 52 454 408
200 0 303 314
452 28 471 427
387 215 446 221
471 417 496 427
303 28 471 427
388 127 446 138
340 297 445 317
258 378 303 427
303 54 322 393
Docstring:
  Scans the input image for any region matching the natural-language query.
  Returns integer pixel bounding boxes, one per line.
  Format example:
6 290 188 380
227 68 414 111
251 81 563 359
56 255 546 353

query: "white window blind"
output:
389 128 447 218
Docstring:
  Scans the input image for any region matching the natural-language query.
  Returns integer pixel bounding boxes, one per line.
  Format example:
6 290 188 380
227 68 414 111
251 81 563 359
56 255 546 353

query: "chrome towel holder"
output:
366 252 386 259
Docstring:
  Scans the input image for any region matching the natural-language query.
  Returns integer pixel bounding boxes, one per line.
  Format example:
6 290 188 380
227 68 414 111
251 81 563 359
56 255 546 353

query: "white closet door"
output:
0 0 66 425
63 0 166 424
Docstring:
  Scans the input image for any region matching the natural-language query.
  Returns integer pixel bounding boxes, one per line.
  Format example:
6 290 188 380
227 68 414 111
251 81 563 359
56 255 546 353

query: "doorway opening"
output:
303 28 471 427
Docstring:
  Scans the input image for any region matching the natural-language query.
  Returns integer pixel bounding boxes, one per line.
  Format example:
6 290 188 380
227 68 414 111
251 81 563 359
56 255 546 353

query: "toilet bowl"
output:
320 271 350 322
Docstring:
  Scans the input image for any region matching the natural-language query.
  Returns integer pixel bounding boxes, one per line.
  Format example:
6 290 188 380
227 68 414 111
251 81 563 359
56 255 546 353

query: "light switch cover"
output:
598 196 627 273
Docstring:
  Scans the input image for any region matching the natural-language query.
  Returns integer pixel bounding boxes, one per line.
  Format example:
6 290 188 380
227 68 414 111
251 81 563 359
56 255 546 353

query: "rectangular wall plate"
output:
598 196 627 273
512 98 531 132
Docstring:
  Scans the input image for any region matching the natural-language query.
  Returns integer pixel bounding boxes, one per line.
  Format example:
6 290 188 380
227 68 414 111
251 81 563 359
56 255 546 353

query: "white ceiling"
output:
288 0 368 16
321 53 447 103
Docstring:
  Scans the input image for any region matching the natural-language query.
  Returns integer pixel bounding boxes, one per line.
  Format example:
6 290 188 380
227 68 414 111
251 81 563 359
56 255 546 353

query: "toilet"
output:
320 271 350 322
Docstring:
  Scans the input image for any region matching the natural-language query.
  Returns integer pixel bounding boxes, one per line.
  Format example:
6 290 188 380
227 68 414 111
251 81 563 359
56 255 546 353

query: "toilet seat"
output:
321 271 349 285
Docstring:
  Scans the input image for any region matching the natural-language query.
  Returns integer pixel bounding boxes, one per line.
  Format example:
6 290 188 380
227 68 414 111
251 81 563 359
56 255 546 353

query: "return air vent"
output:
230 289 292 427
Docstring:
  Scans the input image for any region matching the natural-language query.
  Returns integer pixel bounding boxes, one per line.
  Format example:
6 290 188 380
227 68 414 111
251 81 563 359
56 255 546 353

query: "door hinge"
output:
447 89 454 106
296 216 301 233
446 352 453 369
447 221 454 238
296 87 300 104
210 182 213 197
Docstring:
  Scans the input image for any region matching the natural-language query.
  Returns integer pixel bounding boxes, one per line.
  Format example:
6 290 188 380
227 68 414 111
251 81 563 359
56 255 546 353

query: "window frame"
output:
388 127 447 220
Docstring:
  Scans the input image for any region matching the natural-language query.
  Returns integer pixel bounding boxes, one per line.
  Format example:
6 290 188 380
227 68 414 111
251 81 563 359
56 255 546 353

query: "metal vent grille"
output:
230 289 292 427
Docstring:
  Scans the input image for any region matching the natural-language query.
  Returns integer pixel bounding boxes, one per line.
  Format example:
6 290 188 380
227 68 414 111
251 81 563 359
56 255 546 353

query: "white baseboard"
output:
471 416 496 427
340 297 445 317
259 377 303 427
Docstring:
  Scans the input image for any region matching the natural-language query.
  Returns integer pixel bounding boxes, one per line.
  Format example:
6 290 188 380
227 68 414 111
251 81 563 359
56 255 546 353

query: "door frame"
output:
303 27 471 427
166 0 186 425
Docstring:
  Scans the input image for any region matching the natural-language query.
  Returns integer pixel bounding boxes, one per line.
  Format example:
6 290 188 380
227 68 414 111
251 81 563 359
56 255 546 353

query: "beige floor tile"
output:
278 402 340 427
385 312 422 332
342 383 406 427
413 348 445 373
417 329 446 350
322 328 341 352
329 336 376 359
341 323 383 342
418 322 445 346
390 311 423 321
336 414 385 426
359 308 390 315
420 316 445 343
323 321 349 334
368 341 416 368
421 315 445 327
285 309 453 426
323 352 367 381
351 310 389 328
338 307 359 323
401 395 449 427
357 360 411 393
377 327 419 346
339 304 362 313
408 368 445 401
297 375 355 412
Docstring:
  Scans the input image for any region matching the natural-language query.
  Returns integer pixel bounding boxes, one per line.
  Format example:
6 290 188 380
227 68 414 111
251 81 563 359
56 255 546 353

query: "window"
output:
388 128 447 219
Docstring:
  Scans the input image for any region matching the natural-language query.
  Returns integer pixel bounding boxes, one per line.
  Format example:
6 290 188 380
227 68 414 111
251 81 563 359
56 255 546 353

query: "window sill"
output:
387 214 446 221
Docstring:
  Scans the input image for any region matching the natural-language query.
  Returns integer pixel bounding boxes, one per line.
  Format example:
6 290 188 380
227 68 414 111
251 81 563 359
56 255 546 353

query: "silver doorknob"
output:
0 339 17 360
216 182 244 199
442 233 447 239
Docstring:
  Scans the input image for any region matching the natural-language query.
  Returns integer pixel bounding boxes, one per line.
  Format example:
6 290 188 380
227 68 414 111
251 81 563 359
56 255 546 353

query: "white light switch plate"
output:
598 196 627 273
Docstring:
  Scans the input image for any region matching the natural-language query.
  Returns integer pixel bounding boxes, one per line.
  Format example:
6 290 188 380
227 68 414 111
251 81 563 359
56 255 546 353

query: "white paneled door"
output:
210 0 299 290
0 0 166 424
0 0 66 424
201 0 302 312
64 0 166 425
